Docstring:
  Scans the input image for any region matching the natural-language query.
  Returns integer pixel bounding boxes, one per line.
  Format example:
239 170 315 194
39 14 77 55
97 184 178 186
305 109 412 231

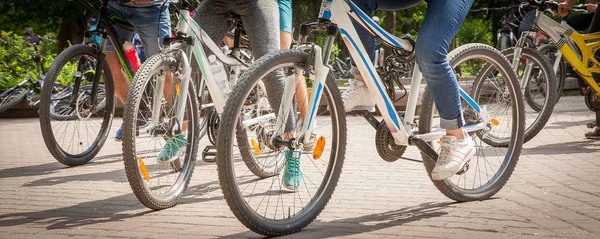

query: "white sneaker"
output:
342 80 375 112
303 129 318 152
431 135 475 181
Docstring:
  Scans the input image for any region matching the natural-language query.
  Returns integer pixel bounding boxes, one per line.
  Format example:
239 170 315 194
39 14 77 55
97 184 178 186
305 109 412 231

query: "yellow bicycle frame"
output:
536 11 600 95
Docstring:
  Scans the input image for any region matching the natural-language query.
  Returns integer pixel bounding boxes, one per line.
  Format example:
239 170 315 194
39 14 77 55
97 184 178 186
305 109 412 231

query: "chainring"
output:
585 87 600 112
375 120 407 162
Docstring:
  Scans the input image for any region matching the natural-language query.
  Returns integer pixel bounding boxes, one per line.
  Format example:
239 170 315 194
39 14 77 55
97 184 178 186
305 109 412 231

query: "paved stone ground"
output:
1 96 600 239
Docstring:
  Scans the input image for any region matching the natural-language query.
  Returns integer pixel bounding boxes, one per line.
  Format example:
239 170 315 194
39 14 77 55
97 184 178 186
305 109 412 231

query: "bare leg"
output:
105 52 129 104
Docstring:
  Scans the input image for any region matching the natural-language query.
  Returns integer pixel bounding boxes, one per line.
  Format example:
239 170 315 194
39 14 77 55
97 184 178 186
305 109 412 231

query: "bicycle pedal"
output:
456 161 471 175
202 145 217 163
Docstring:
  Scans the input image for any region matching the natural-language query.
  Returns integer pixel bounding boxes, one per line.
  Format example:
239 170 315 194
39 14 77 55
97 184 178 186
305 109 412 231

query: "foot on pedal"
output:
202 145 217 163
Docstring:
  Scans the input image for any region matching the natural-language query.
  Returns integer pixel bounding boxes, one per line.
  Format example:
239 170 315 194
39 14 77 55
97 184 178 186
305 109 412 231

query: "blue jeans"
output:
352 0 475 130
105 1 171 59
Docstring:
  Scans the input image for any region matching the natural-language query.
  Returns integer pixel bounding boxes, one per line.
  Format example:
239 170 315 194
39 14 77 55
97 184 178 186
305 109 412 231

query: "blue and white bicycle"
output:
216 0 525 236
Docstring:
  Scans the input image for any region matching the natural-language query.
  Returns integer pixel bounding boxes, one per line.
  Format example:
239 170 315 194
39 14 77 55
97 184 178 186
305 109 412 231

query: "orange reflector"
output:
439 138 443 143
138 158 150 182
491 118 500 126
251 139 262 155
312 136 326 160
175 84 181 97
307 88 311 98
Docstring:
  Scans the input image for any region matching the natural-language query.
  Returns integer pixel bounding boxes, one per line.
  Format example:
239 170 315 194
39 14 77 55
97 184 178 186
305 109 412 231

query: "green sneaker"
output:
282 150 303 191
157 134 187 163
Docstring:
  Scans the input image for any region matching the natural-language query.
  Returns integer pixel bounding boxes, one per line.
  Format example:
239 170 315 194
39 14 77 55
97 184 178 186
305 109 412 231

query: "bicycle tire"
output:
217 50 346 236
537 44 565 103
418 43 524 202
501 47 557 143
122 52 200 210
39 44 115 166
0 87 28 114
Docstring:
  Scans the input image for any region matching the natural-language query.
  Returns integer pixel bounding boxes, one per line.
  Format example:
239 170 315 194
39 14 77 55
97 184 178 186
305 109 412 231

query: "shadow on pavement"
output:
522 139 600 155
0 153 123 179
0 179 224 230
543 119 594 129
224 201 454 238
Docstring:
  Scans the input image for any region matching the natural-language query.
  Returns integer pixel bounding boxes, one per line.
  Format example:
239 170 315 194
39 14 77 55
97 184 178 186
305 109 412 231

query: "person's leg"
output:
586 111 600 139
414 0 475 180
105 1 134 105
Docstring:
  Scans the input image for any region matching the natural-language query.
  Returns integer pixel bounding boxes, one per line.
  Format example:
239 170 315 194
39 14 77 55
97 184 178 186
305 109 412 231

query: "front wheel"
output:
217 50 346 236
122 52 200 210
0 87 28 114
419 43 525 202
39 44 115 166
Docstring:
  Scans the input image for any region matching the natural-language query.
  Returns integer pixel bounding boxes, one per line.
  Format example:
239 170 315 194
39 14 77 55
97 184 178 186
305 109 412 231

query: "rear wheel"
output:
538 44 565 103
419 43 524 202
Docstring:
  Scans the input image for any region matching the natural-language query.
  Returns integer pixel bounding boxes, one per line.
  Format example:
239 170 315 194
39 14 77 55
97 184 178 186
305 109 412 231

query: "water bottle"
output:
208 55 231 98
123 41 141 72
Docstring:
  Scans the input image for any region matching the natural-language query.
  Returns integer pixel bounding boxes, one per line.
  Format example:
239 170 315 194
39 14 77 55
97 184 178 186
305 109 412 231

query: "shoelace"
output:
438 142 454 163
164 135 187 153
342 80 360 98
286 157 301 174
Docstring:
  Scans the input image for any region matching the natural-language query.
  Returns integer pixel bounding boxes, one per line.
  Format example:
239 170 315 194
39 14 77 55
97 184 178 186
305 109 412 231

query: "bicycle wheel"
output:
419 43 524 202
501 47 557 143
50 84 107 121
538 44 565 103
217 50 346 236
0 87 28 114
122 52 200 210
39 44 115 166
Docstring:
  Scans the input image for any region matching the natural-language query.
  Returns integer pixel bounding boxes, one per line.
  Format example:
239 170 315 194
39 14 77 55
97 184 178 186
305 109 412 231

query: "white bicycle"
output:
121 0 270 210
216 0 525 236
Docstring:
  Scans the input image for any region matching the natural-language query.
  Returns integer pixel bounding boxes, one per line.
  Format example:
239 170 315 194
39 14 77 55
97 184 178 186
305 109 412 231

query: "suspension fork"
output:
511 31 537 89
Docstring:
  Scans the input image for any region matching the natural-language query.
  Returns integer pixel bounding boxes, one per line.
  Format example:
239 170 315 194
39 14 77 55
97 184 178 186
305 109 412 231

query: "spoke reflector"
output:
138 157 150 182
491 118 500 126
312 136 326 160
251 139 262 155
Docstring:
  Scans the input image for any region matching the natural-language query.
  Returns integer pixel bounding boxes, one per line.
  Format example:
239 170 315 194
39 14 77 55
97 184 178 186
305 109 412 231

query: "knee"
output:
414 41 447 75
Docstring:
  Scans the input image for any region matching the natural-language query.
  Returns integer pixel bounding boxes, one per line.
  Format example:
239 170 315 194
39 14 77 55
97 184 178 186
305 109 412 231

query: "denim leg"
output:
349 0 378 74
127 3 171 57
414 0 474 130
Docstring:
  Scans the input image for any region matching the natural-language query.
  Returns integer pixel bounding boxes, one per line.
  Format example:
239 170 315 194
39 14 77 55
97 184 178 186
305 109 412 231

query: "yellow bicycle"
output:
526 0 600 112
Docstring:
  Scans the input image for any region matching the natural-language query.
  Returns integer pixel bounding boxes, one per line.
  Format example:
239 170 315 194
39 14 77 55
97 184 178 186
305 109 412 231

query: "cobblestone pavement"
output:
1 96 600 238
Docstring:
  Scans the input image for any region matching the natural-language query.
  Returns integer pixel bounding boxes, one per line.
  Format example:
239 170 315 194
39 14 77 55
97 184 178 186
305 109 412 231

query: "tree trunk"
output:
57 22 85 52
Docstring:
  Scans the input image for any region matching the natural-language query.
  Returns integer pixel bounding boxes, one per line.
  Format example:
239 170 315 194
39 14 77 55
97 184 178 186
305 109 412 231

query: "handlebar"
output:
470 5 520 13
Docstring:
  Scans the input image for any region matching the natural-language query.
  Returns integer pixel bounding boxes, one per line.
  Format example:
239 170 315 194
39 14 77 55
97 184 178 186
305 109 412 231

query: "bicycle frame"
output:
277 0 487 147
534 11 600 95
152 3 253 133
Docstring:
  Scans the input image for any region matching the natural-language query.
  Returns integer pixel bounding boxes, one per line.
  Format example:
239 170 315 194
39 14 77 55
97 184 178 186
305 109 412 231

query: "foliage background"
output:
0 0 511 91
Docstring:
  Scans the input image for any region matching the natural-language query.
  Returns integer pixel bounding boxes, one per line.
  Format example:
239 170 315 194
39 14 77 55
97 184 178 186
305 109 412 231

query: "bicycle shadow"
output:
0 153 123 179
223 201 455 238
0 179 224 230
543 119 594 129
521 140 600 155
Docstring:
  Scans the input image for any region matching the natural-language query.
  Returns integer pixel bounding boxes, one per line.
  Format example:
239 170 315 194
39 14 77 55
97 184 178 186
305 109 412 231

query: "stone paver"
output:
1 96 600 238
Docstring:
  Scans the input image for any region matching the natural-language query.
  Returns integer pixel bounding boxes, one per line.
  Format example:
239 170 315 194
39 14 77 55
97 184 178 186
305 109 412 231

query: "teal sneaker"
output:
157 134 187 163
282 150 303 191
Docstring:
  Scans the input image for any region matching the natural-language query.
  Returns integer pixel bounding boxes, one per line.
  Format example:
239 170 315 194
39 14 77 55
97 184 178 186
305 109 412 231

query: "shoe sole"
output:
432 145 476 181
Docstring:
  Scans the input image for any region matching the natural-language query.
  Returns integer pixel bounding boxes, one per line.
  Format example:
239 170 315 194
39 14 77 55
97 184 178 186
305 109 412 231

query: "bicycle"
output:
38 0 144 167
536 4 588 104
216 0 525 236
121 0 271 210
0 44 94 117
520 0 600 113
470 6 523 51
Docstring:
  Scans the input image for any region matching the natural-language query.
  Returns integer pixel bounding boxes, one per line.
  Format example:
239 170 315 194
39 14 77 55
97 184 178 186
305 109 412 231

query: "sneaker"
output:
587 120 596 129
282 150 303 191
585 129 600 139
342 79 375 112
431 135 476 181
114 127 123 142
157 134 188 163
